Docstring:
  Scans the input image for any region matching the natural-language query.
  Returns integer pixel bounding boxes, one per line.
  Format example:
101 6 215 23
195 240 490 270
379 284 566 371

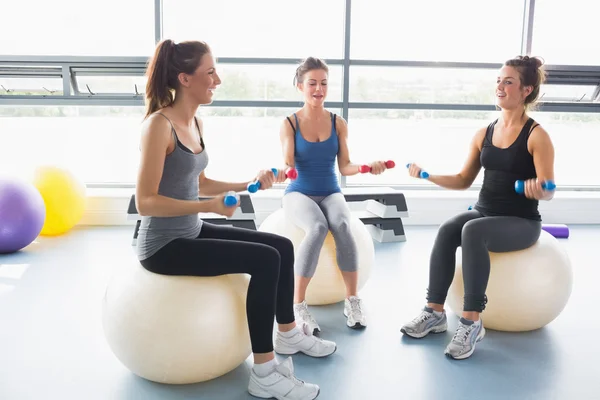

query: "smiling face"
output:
178 52 221 105
495 65 533 110
298 68 328 106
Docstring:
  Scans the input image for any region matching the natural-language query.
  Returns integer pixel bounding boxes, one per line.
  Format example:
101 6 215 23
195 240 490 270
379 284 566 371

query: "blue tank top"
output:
284 112 341 196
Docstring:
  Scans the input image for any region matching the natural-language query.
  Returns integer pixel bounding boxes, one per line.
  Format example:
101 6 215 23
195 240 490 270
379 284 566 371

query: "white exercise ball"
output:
259 208 374 305
447 230 573 332
102 255 251 384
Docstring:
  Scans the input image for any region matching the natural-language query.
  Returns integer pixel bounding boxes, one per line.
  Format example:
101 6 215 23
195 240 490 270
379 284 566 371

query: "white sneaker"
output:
293 301 320 334
274 322 337 358
248 357 320 400
344 296 367 329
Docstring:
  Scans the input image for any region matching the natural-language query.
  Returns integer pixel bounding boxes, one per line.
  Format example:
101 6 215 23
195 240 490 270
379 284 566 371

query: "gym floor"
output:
0 225 597 400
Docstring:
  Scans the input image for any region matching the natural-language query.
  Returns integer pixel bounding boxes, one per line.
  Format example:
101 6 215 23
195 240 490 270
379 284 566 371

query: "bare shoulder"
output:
334 113 348 135
528 123 553 151
280 114 296 134
471 125 488 151
140 112 173 146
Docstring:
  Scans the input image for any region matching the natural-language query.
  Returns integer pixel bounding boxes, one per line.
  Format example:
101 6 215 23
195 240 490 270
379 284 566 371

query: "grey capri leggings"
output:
427 210 541 312
282 192 358 278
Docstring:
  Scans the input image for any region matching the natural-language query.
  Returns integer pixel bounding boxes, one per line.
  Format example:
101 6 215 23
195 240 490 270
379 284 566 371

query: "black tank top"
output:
474 118 541 221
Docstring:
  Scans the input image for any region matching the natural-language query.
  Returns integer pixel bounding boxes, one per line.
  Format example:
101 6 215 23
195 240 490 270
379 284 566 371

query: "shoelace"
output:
296 306 318 326
452 323 474 345
412 311 433 325
349 298 363 319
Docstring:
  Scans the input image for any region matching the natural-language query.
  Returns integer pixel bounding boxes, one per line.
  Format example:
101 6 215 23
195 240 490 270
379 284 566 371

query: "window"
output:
0 106 145 184
345 109 494 186
0 0 155 56
349 66 497 104
200 107 342 183
215 64 343 102
345 109 600 188
350 0 524 62
539 84 599 103
74 73 147 96
0 76 64 96
527 111 600 187
532 0 600 65
163 0 345 58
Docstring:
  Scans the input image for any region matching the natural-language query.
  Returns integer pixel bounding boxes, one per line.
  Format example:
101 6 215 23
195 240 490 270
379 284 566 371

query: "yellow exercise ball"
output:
259 208 374 306
447 230 573 332
102 256 252 384
33 166 86 236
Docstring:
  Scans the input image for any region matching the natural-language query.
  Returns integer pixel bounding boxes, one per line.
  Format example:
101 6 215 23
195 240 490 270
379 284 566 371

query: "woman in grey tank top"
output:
135 39 335 399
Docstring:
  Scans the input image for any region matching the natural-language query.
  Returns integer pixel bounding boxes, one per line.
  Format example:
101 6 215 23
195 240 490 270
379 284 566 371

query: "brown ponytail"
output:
144 39 211 118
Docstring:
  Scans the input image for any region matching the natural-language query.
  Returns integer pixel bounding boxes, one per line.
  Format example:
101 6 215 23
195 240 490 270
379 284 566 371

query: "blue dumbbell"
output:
406 163 429 179
514 180 556 194
223 191 240 207
247 168 279 193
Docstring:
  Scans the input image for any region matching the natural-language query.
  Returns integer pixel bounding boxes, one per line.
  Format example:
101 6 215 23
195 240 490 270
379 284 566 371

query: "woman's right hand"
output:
209 194 239 218
407 163 425 179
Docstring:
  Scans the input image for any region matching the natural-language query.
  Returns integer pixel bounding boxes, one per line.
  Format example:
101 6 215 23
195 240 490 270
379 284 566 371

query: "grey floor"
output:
0 225 598 400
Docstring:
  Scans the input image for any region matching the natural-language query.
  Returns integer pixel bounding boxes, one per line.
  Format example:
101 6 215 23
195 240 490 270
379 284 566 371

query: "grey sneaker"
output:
294 301 320 334
401 306 448 338
444 317 485 360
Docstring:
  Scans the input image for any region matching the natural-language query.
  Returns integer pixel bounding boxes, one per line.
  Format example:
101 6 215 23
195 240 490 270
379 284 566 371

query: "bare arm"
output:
424 127 486 190
527 126 555 200
135 115 218 217
279 117 295 168
336 116 363 176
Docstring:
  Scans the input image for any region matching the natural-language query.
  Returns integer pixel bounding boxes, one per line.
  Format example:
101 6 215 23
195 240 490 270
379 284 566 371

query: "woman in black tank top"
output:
401 56 556 360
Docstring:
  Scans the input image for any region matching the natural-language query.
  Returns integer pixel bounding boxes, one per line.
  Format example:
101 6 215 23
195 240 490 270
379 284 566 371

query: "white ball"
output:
447 230 573 332
102 256 251 384
259 208 374 305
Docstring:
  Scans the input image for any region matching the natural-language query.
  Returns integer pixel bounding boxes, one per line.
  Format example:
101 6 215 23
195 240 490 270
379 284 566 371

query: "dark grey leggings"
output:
427 210 541 312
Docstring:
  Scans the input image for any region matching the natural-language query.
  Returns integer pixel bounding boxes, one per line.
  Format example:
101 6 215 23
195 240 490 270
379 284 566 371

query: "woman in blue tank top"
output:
279 57 392 334
136 39 335 400
400 56 556 360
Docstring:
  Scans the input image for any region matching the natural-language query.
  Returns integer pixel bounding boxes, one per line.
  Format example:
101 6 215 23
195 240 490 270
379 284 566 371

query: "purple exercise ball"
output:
0 178 46 254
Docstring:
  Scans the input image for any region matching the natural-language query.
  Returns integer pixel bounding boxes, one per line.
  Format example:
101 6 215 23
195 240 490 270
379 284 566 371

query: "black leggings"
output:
427 210 541 312
140 222 295 354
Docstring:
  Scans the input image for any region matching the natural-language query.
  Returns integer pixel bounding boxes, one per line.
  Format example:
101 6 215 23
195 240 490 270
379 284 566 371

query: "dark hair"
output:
144 39 211 118
293 57 329 86
504 55 547 110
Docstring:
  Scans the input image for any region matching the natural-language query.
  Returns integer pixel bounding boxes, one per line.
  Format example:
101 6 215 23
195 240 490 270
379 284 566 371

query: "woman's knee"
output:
252 245 281 279
308 220 329 241
329 213 351 236
461 220 484 244
436 218 463 244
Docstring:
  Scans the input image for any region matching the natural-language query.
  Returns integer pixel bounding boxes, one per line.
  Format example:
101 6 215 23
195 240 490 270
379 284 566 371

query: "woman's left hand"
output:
523 178 548 200
254 169 276 190
368 161 387 175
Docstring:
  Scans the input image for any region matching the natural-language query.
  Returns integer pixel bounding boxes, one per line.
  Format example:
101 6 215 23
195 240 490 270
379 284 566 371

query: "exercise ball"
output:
259 208 374 305
447 230 572 332
33 166 86 236
0 178 46 254
102 257 251 384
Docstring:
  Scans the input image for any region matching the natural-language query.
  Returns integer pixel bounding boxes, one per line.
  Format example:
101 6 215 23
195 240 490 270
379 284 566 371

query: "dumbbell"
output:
514 179 556 194
406 163 429 179
223 191 240 207
247 167 298 193
358 160 396 173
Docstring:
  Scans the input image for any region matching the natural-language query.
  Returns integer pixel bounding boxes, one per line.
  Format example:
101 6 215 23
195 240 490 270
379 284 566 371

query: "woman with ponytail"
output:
136 39 334 399
401 56 556 360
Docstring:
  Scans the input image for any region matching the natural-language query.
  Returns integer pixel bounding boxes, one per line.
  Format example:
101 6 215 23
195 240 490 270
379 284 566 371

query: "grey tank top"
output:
137 113 209 260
